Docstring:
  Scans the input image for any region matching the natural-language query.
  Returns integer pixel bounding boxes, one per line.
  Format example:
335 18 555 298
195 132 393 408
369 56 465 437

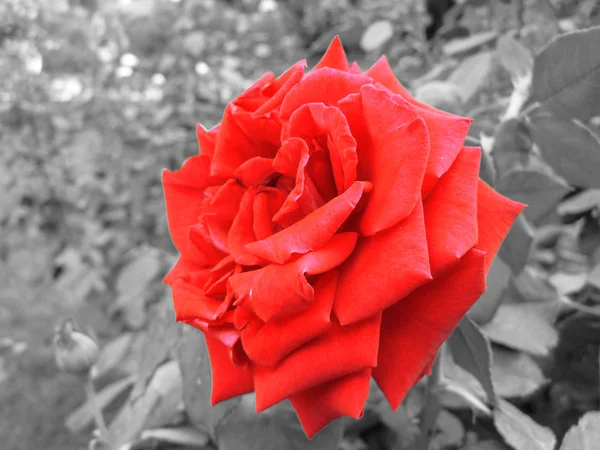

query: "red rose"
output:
163 37 524 437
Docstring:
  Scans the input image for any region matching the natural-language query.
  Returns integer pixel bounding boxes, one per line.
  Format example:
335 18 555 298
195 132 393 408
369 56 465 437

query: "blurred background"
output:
2 0 600 449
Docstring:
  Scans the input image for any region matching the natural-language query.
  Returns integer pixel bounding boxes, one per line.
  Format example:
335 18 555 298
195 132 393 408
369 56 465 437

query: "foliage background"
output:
2 0 600 449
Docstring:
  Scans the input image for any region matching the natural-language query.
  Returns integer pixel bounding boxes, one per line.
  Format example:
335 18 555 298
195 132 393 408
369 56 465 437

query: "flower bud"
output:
54 318 99 376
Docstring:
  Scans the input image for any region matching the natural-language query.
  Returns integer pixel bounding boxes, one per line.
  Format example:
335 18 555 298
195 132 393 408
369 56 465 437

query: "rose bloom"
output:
163 37 524 437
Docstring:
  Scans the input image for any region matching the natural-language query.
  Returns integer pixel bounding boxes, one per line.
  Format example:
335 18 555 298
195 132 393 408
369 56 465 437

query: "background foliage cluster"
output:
2 0 600 449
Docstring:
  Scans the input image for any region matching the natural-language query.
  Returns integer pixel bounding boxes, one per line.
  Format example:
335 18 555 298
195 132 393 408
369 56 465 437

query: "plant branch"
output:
416 352 443 450
83 376 112 448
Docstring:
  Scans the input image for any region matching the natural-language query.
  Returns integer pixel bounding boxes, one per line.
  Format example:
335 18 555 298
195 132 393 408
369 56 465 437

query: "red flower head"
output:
163 37 524 437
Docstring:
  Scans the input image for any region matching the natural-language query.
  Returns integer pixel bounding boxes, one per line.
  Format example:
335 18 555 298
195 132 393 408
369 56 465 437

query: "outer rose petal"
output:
476 180 526 273
246 181 369 264
230 232 359 322
423 146 480 276
163 155 219 261
253 312 381 412
373 249 487 410
358 85 430 235
170 279 223 322
163 255 208 285
280 69 371 120
206 334 254 404
290 368 371 438
232 72 274 112
334 198 432 325
366 57 472 195
254 60 307 115
196 124 219 158
349 61 362 74
312 36 350 72
241 270 339 367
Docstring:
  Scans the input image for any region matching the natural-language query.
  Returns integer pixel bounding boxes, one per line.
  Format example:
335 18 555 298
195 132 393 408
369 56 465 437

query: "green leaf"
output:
557 189 600 216
497 34 533 81
529 26 600 121
131 301 181 400
218 397 343 450
447 51 493 103
469 258 510 325
177 325 241 438
496 168 571 222
588 263 600 289
529 107 600 189
481 303 558 356
66 374 136 433
414 81 464 114
140 427 210 447
548 271 588 296
360 20 394 52
93 332 134 379
443 30 498 56
559 411 600 450
491 346 548 399
109 361 183 448
431 409 464 449
494 398 556 450
448 317 497 405
464 441 511 450
498 215 534 274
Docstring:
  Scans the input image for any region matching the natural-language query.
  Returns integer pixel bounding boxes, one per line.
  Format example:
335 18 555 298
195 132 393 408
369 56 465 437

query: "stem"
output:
83 376 112 448
416 353 443 450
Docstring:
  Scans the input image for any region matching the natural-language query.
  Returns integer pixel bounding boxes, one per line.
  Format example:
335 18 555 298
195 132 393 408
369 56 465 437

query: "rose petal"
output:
254 60 307 115
286 103 358 194
234 157 275 187
247 181 369 264
228 188 267 266
273 144 326 226
349 61 362 74
366 58 472 195
273 137 309 178
416 109 472 196
210 179 246 220
230 232 359 322
358 85 430 235
241 270 338 367
253 311 381 412
188 220 228 264
280 69 371 120
196 124 219 159
290 368 371 438
192 214 230 254
366 56 440 114
206 334 254 404
163 255 209 286
211 104 280 178
372 248 487 410
162 155 215 257
253 188 286 240
423 146 480 276
476 180 526 272
191 319 240 349
337 93 372 181
170 279 223 322
233 72 275 112
334 198 432 325
312 36 350 72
